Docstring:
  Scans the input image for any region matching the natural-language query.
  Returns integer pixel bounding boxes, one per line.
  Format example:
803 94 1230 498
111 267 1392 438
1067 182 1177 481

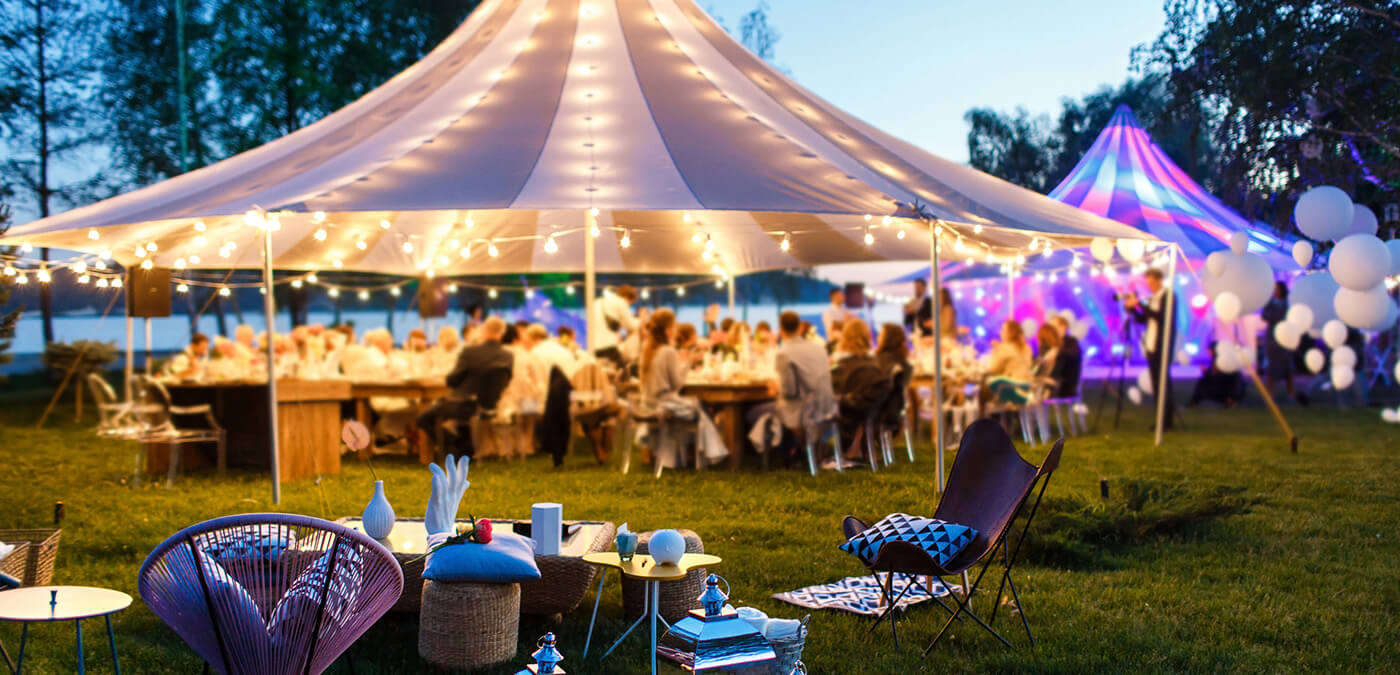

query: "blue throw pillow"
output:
839 513 977 568
422 531 541 583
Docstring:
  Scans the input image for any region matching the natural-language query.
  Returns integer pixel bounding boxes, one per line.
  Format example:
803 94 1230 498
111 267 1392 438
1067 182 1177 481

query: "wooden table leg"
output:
722 404 743 470
356 398 372 460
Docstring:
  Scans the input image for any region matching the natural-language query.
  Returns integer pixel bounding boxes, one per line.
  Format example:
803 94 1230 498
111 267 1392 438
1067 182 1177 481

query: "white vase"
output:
362 480 396 539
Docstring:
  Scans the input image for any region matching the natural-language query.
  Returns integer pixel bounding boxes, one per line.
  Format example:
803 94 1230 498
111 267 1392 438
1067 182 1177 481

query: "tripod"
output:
1091 311 1137 433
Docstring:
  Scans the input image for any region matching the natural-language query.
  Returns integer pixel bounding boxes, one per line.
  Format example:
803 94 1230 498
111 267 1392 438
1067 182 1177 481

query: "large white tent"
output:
4 0 1158 501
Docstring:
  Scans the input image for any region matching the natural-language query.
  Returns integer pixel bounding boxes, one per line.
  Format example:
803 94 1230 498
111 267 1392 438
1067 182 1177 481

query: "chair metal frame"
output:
843 420 1062 656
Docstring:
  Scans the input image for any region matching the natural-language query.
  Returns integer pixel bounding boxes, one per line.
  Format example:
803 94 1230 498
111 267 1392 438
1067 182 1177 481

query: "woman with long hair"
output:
1034 322 1062 380
939 287 959 340
641 309 683 401
831 318 893 462
984 319 1035 406
875 323 910 373
639 308 727 469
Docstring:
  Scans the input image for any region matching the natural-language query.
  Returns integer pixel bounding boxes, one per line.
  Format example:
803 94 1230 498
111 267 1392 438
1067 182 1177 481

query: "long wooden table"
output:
681 381 774 470
348 379 451 429
165 379 352 482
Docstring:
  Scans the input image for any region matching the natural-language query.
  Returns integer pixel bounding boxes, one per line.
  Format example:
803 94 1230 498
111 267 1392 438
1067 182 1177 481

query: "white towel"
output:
0 542 14 562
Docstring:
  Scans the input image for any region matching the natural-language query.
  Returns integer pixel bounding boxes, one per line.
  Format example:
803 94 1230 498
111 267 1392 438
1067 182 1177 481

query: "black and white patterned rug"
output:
772 575 960 617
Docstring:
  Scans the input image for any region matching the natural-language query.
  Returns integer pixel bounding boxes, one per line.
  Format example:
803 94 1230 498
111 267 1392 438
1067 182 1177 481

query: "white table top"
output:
0 586 133 622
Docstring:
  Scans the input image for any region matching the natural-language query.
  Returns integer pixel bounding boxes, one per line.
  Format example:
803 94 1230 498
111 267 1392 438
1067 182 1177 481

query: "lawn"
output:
0 380 1397 673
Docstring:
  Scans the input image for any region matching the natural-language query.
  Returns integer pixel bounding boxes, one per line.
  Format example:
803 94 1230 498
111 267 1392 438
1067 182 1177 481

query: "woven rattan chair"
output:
138 513 403 674
842 419 1061 656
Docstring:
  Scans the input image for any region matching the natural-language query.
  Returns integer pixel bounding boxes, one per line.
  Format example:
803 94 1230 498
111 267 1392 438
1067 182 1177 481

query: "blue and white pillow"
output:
839 513 977 568
422 531 541 583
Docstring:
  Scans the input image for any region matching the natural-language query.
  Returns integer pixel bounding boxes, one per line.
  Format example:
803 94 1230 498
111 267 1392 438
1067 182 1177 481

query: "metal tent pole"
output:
124 312 134 402
1153 244 1178 447
584 210 597 354
930 220 945 493
1007 265 1015 319
144 319 152 375
727 276 736 318
262 219 282 504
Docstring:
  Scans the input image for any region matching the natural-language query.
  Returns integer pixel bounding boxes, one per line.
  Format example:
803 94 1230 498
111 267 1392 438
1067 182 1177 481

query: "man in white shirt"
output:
164 333 210 380
592 284 639 369
821 288 849 340
528 324 578 379
1125 268 1176 430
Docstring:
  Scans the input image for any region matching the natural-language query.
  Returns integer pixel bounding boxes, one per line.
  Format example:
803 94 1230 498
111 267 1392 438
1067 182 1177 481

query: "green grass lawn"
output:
1 382 1397 673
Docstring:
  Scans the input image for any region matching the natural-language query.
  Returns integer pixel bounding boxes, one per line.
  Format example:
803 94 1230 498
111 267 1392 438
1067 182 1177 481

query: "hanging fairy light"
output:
193 235 207 247
863 228 874 246
193 221 206 232
218 287 231 297
390 286 402 297
488 288 499 299
704 234 715 252
1 265 13 276
96 278 109 288
425 268 436 279
590 223 601 238
620 229 631 248
174 258 186 270
544 235 558 254
87 228 100 240
307 272 319 283
358 290 370 301
402 241 414 254
327 287 340 298
332 257 344 268
356 239 368 250
100 249 111 260
134 247 146 258
460 244 472 259
176 283 189 293
73 261 87 274
291 279 303 289
565 284 576 296
780 234 791 252
682 212 692 224
640 288 651 300
487 241 500 257
16 274 28 285
36 268 51 283
881 215 892 227
973 224 984 234
714 279 724 289
691 231 703 244
140 259 154 270
676 286 686 297
78 274 90 285
94 260 107 270
897 229 906 240
313 211 327 223
444 283 457 294
379 219 392 230
146 242 158 252
314 229 328 241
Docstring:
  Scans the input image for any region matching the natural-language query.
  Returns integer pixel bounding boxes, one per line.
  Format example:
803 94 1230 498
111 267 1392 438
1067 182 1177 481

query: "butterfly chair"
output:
842 419 1061 656
138 513 403 675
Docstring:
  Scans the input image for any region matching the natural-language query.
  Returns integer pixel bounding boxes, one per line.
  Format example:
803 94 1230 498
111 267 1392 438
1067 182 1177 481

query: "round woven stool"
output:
622 529 705 622
418 580 520 670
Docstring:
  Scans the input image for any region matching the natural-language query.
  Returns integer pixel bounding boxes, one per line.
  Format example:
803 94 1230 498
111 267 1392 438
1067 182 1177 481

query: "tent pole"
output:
727 276 735 318
930 220 944 494
262 219 282 504
1153 244 1178 447
584 210 597 354
144 318 152 375
124 315 134 403
1007 265 1015 320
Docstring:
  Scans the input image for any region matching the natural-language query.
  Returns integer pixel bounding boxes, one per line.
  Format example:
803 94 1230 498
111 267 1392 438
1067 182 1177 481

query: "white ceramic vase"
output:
362 480 396 540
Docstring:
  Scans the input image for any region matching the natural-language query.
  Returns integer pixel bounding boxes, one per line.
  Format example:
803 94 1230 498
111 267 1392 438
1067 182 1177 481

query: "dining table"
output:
681 380 774 470
348 379 451 462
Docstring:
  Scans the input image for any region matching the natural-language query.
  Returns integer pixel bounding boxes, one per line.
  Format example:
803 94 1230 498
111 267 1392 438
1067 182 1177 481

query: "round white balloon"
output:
1294 185 1354 241
1201 251 1274 314
1292 240 1314 269
1071 320 1090 340
1334 285 1394 331
1289 272 1341 330
1127 387 1142 405
1058 308 1076 323
1117 238 1146 263
1090 237 1115 262
1305 348 1326 373
1137 368 1154 395
1386 239 1400 276
1382 408 1399 424
1330 365 1355 390
1285 303 1315 332
1206 250 1229 277
1021 318 1039 339
1213 292 1242 321
1272 321 1301 350
1328 234 1391 290
1350 204 1379 237
1331 345 1357 369
1229 231 1250 255
1395 359 1400 386
1216 341 1243 373
1321 319 1348 349
1240 346 1256 369
1176 349 1192 366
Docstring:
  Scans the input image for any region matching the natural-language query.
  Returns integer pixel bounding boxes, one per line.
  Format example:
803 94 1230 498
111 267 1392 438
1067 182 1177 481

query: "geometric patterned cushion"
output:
838 513 977 568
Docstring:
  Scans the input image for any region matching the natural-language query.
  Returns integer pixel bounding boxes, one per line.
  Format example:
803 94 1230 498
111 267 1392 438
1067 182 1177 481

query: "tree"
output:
737 1 788 73
1136 0 1400 222
963 107 1060 193
0 198 21 369
0 0 104 345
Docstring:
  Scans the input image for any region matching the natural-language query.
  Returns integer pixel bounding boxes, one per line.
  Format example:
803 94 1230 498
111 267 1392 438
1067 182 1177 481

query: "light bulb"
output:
897 229 906 240
402 241 414 253
134 247 146 258
226 241 236 251
704 235 714 252
1 266 13 276
96 278 108 288
864 214 872 222
36 269 51 283
465 217 475 229
313 211 327 223
291 280 303 289
426 268 436 279
146 242 158 252
194 221 206 232
78 274 90 284
488 242 499 257
328 288 340 298
640 288 650 300
590 225 600 238
676 286 686 297
358 290 370 301
863 230 874 246
74 262 87 274
100 249 111 259
140 259 154 270
390 286 401 297
460 245 472 259
95 260 107 270
780 235 790 252
88 228 100 240
332 258 343 268
19 244 32 253
314 229 327 241
188 256 200 264
1029 239 1040 251
589 207 600 217
882 215 892 226
193 235 207 247
307 272 318 283
682 212 692 223
715 280 724 289
218 287 231 297
620 230 631 248
566 285 576 296
544 236 558 254
111 276 125 288
524 288 534 298
488 288 498 299
438 255 449 266
176 283 188 293
174 258 186 269
356 240 367 250
445 284 456 294
691 232 702 244
973 224 984 234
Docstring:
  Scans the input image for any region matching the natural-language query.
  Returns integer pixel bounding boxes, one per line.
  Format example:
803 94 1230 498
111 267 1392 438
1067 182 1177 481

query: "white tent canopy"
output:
5 0 1149 277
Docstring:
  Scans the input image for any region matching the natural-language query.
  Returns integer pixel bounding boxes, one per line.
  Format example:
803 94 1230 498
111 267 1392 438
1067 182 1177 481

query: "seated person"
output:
478 324 547 459
428 326 462 376
164 333 210 380
830 318 892 461
556 325 581 358
640 309 723 468
528 323 579 380
416 317 514 459
874 323 912 429
1033 323 1061 385
746 311 836 467
1189 341 1246 407
1048 315 1083 399
985 320 1034 406
674 322 702 364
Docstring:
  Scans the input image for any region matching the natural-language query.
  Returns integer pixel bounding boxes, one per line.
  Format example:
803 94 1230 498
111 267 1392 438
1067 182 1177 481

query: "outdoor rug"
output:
772 574 960 616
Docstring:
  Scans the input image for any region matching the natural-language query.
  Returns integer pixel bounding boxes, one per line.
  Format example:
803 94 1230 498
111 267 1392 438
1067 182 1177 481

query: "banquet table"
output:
164 379 352 482
348 379 451 429
681 381 774 470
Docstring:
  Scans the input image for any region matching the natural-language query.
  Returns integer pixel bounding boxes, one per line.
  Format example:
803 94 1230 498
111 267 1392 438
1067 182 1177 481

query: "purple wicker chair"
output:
138 513 403 674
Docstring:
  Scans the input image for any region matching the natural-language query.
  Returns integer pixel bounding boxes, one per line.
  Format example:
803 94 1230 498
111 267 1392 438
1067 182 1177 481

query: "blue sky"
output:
704 0 1167 163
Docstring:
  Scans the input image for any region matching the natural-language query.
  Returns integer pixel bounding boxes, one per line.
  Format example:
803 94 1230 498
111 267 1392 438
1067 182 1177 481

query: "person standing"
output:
592 284 639 369
903 279 934 338
822 287 848 340
1125 268 1177 430
1260 281 1304 404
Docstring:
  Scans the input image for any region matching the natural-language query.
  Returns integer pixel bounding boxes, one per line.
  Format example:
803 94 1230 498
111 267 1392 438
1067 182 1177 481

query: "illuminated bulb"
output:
146 242 158 252
391 286 402 297
134 247 146 258
225 241 236 251
307 272 318 283
1 265 13 276
20 244 32 253
402 241 414 253
589 207 600 217
1029 239 1040 251
691 232 702 244
78 274 90 285
193 235 207 247
465 216 475 229
220 248 232 259
704 235 715 252
897 229 906 240
314 229 327 241
973 224 983 234
100 249 111 259
780 235 791 252
487 242 499 257
358 290 370 301
176 283 188 293
460 245 471 259
96 278 109 288
701 250 713 262
95 260 107 270
1068 269 1079 279
715 280 724 289
291 280 303 289
1072 256 1083 268
524 288 534 299
544 236 558 254
682 212 692 223
676 286 686 297
488 288 498 299
863 230 874 246
328 288 340 298
934 226 943 236
194 221 206 232
174 258 186 269
380 219 391 230
313 211 327 223
36 269 51 283
882 216 892 226
1016 254 1026 264
188 256 200 264
448 239 460 249
864 214 872 223
332 258 343 268
140 259 154 270
565 285 575 296
88 228 100 240
443 284 455 294
266 214 281 231
356 240 367 250
590 224 601 238
74 262 87 274
640 288 650 300
426 268 436 279
620 230 631 248
218 287 231 297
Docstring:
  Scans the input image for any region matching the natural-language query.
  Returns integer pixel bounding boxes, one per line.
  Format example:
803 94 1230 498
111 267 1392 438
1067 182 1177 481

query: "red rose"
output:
472 518 493 544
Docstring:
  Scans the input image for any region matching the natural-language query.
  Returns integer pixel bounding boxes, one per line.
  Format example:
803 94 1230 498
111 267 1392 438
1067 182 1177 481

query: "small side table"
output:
581 553 722 675
0 585 131 674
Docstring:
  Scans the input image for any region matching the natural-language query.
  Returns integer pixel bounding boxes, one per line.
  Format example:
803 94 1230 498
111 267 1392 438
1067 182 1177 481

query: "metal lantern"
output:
656 575 777 672
514 632 565 674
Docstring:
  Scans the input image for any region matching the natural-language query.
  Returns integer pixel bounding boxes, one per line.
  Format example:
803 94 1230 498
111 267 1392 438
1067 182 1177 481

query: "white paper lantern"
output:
1127 386 1142 405
1216 341 1243 373
1334 285 1394 331
1213 292 1242 322
1381 408 1399 424
1294 185 1354 241
1328 234 1391 290
1385 239 1400 276
1331 345 1357 369
1321 319 1348 349
1201 251 1274 314
1137 368 1154 395
1229 231 1250 256
1071 320 1090 340
1285 303 1315 332
1058 309 1076 323
1020 318 1039 339
1292 240 1314 268
1090 237 1115 262
1305 348 1326 373
1350 204 1379 237
1116 238 1146 263
1330 365 1355 390
1206 250 1229 277
1290 272 1341 330
1394 359 1400 386
1272 321 1301 350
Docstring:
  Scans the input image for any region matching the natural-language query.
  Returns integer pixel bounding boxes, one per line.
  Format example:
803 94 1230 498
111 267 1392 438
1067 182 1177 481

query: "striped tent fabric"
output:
1048 105 1254 260
3 0 1150 277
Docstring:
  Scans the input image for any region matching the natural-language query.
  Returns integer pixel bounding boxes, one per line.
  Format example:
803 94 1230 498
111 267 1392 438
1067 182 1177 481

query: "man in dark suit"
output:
1125 268 1176 430
417 317 514 458
902 278 935 338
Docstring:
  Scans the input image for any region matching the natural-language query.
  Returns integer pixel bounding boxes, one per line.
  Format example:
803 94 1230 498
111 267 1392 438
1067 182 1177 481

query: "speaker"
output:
844 282 866 309
418 278 448 318
127 267 171 318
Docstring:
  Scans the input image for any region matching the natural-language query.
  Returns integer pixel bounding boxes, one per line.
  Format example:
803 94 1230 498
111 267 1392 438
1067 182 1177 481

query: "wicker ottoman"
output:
418 580 520 670
622 529 705 622
521 521 616 616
